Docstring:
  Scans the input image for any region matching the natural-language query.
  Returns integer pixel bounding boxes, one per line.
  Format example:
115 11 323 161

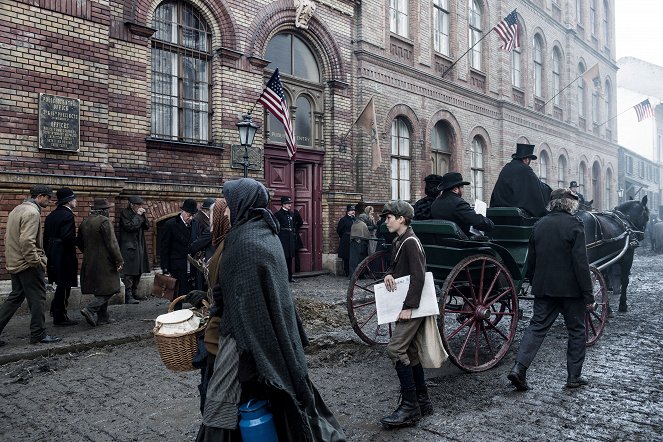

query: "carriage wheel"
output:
346 250 392 345
439 255 519 372
586 265 608 346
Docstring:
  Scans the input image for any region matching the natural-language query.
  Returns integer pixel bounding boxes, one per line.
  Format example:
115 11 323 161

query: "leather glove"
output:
185 290 207 308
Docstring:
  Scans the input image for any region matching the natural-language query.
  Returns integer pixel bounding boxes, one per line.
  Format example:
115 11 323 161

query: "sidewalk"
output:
0 273 356 366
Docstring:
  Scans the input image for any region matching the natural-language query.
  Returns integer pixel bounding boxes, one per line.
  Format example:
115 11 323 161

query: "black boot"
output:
380 390 421 428
53 311 78 327
507 362 529 391
124 283 139 304
416 387 433 416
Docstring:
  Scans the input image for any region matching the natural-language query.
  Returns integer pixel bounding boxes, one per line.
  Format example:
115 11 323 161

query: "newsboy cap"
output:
181 198 198 215
30 184 53 198
380 200 414 219
56 187 76 205
128 195 144 205
550 188 579 201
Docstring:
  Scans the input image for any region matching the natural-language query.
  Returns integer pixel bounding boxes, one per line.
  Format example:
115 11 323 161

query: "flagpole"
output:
536 69 586 112
594 104 639 128
441 27 496 78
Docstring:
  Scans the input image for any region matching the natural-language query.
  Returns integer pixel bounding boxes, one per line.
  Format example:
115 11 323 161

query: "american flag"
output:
634 98 654 122
258 68 297 159
493 9 520 52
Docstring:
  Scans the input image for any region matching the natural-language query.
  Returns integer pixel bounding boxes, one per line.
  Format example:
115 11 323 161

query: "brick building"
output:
0 0 619 278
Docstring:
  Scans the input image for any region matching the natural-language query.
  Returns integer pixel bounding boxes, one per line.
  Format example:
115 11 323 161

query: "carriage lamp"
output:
236 113 259 178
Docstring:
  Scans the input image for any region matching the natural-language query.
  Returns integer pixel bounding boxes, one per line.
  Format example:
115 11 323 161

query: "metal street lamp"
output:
617 187 624 202
236 113 259 178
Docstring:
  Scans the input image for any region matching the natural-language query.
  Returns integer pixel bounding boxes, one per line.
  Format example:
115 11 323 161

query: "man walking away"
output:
119 195 150 304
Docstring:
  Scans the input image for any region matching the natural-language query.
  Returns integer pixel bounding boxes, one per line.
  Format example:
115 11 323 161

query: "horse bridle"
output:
613 209 646 243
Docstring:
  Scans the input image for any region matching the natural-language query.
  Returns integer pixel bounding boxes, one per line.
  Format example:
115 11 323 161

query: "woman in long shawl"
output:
197 178 345 442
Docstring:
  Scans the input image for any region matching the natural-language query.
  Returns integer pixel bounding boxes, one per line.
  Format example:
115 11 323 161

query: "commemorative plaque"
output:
38 93 80 152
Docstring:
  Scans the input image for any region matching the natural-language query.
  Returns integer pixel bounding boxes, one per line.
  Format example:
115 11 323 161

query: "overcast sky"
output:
615 0 663 67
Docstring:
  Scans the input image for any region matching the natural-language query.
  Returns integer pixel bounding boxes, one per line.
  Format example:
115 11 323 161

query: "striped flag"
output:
258 68 297 159
493 9 520 52
634 99 654 122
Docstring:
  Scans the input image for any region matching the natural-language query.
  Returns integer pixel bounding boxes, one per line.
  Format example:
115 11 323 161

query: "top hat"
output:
281 196 293 205
30 184 54 198
201 197 216 209
346 204 356 212
550 188 579 201
181 198 198 215
128 195 144 205
569 181 579 188
56 188 76 205
379 200 414 219
91 198 112 210
438 172 471 191
512 143 537 160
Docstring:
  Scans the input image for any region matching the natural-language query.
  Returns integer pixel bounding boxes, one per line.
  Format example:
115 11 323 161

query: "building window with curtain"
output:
468 0 482 71
431 121 451 175
558 155 567 188
590 0 597 36
433 0 450 55
579 162 587 195
391 118 411 200
470 136 484 201
390 0 408 38
512 46 522 88
151 1 212 143
578 63 586 118
533 36 543 97
553 48 561 106
539 151 549 184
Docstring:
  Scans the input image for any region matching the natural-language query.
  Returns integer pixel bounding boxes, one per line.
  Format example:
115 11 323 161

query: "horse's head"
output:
615 195 649 232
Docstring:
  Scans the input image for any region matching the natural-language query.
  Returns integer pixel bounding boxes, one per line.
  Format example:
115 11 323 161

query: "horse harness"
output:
584 209 643 249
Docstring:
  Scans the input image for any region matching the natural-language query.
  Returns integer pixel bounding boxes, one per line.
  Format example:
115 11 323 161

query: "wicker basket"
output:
153 295 207 372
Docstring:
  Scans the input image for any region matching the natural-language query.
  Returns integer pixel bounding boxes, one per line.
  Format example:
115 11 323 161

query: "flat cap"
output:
30 184 53 198
379 200 414 219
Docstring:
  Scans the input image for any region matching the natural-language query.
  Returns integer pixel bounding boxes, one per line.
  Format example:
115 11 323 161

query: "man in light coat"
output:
0 185 61 345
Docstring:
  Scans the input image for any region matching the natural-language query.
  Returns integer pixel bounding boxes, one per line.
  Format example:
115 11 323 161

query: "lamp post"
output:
617 187 624 203
236 113 259 178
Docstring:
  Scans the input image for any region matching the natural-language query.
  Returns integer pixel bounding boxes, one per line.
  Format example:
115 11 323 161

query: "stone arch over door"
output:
427 109 463 173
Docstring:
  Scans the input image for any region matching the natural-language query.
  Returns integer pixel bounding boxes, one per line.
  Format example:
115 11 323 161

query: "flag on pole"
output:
355 97 381 170
634 99 654 122
493 9 520 52
258 68 297 159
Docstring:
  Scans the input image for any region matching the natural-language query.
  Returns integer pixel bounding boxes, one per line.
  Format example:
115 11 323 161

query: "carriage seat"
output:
411 220 468 245
487 207 539 226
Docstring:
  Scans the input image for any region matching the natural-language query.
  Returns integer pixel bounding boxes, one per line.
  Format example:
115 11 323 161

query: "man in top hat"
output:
78 198 124 327
0 184 61 345
273 196 304 282
431 172 495 238
413 174 443 220
160 198 200 309
490 143 549 217
569 181 588 208
336 204 356 277
119 195 150 304
43 187 79 325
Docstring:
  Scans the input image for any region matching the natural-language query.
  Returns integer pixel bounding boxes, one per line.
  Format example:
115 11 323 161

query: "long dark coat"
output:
431 191 495 238
119 207 150 275
526 211 593 303
160 215 198 295
490 159 549 217
336 214 354 259
77 214 123 297
274 208 303 259
43 205 78 287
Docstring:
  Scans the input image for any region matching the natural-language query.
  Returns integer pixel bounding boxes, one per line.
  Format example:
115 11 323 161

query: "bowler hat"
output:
56 187 76 205
128 195 144 205
91 198 112 210
438 172 471 191
550 188 579 201
379 200 414 219
281 196 293 205
30 184 53 198
569 181 579 188
346 204 356 212
512 143 537 160
201 197 215 209
181 199 198 215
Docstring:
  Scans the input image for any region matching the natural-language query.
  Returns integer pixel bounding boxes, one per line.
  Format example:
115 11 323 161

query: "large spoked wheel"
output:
586 265 608 346
439 255 519 372
347 250 392 345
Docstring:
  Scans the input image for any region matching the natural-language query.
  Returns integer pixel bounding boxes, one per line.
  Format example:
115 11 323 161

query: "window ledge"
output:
145 137 225 153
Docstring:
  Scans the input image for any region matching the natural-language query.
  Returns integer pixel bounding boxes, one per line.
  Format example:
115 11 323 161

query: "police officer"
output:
274 196 303 282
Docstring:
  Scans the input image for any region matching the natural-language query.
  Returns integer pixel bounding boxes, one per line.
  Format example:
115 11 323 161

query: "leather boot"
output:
507 362 529 391
416 388 433 416
53 311 78 326
380 390 421 428
124 281 139 305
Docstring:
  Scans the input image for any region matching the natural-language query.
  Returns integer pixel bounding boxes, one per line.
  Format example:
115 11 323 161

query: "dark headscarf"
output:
223 178 278 234
211 198 230 248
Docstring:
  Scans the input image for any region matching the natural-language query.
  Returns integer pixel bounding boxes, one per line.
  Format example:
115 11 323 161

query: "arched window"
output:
468 0 482 70
533 35 543 97
512 46 522 88
433 0 450 55
590 0 597 36
579 162 587 195
604 79 612 134
578 62 586 118
552 48 562 106
603 0 610 45
539 150 549 184
151 1 212 143
592 161 601 206
295 96 313 147
557 155 567 188
605 168 612 209
390 0 409 38
470 136 485 201
391 118 411 200
265 33 320 82
431 121 451 175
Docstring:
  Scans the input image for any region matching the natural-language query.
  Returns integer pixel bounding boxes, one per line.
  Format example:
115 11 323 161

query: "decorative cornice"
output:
124 22 157 38
247 56 271 69
327 79 349 91
217 47 243 61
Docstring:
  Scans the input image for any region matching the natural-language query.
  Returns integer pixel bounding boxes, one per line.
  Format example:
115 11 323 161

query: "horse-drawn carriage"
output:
346 200 648 373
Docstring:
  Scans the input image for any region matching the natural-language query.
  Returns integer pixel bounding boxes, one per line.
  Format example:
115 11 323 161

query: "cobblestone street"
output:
1 250 662 441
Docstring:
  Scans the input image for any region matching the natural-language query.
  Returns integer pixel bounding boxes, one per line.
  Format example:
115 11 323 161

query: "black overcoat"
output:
160 215 198 295
274 208 303 259
430 191 495 238
190 211 215 260
490 159 548 217
43 205 78 287
336 215 354 259
526 211 593 303
119 207 150 275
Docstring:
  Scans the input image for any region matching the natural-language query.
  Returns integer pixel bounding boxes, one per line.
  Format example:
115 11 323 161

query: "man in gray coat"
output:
78 198 124 327
119 195 150 304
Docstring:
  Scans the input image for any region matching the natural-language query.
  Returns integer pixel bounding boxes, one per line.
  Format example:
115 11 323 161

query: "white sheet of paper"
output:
470 199 488 236
374 272 439 325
